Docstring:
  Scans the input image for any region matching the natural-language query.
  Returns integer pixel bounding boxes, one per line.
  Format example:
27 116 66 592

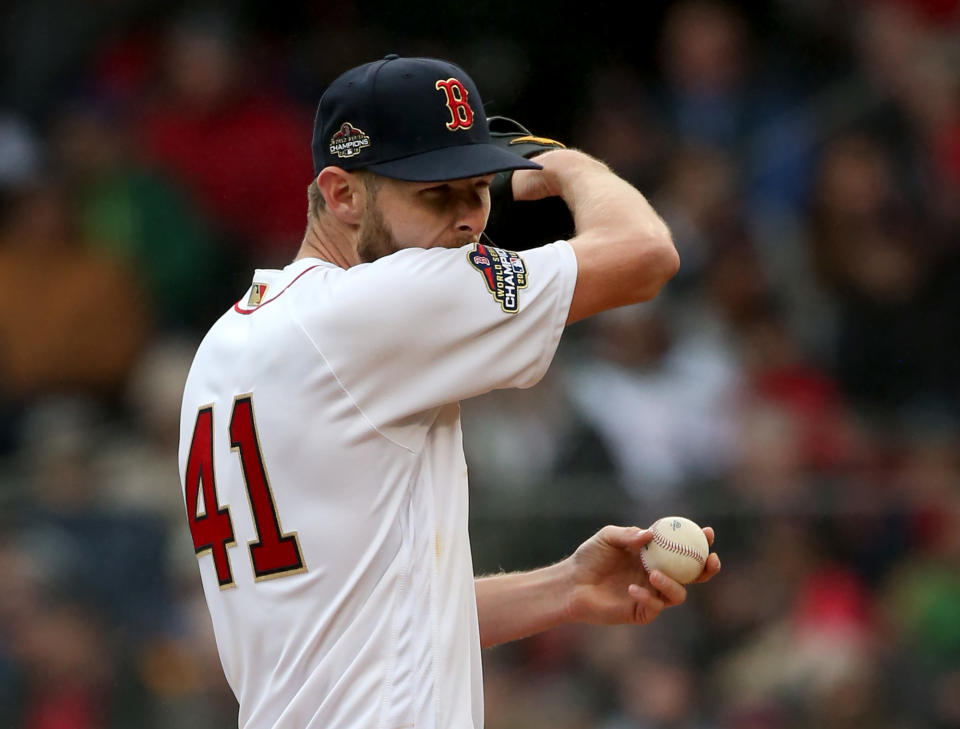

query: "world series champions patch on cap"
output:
311 55 542 182
329 123 371 159
467 242 528 314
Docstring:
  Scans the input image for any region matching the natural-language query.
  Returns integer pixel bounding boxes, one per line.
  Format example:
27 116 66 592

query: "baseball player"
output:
179 55 720 729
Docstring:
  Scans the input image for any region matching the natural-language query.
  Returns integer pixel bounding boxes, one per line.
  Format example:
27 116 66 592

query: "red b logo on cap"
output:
435 78 474 131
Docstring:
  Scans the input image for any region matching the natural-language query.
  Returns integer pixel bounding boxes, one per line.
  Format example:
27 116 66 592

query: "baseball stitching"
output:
639 546 653 574
647 519 707 566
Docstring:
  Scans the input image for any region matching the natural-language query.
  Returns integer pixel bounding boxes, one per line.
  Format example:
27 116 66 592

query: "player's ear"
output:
316 167 365 225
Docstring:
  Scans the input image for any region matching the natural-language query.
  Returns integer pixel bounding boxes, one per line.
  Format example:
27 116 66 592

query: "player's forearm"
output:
535 149 678 322
474 561 574 649
551 150 669 247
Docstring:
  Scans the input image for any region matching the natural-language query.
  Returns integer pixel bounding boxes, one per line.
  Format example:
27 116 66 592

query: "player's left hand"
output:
563 525 720 626
484 115 574 250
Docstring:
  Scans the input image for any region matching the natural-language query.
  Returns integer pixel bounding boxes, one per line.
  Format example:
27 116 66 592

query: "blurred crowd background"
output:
1 0 959 727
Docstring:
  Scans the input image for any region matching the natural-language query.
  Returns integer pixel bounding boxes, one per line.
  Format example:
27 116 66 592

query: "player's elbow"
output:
566 222 680 324
627 224 679 302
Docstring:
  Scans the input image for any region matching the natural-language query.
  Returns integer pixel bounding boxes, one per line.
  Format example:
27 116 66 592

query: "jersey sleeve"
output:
293 240 577 430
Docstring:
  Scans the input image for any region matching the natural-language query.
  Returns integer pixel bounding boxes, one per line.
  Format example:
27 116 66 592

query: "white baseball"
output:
639 516 709 584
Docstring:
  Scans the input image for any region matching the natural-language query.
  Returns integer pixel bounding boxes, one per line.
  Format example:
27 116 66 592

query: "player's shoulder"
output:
313 245 467 300
327 240 572 310
347 244 465 278
181 308 233 387
333 241 558 290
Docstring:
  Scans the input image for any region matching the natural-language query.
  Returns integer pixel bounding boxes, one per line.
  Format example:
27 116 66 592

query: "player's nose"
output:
455 195 487 238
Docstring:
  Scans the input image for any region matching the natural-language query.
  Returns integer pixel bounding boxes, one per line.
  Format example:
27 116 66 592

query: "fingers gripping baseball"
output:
599 524 653 550
627 572 687 624
597 526 690 604
568 526 673 626
567 523 719 627
696 528 722 584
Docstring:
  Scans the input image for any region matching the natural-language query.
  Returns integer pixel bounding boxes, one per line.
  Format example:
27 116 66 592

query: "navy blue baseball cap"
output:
311 55 543 182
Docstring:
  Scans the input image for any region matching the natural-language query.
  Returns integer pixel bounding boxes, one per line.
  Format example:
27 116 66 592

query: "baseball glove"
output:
485 116 575 251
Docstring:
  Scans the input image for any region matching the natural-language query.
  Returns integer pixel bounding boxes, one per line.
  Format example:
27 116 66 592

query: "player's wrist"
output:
549 151 614 203
553 557 584 624
543 148 608 178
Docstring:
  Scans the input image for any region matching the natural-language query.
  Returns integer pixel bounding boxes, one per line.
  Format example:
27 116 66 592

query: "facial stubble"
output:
356 188 402 264
356 182 483 263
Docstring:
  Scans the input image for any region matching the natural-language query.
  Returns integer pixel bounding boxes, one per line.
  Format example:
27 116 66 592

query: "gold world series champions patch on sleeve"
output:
467 242 528 313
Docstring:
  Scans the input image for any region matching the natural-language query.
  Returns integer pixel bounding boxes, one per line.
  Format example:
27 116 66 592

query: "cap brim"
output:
364 143 542 182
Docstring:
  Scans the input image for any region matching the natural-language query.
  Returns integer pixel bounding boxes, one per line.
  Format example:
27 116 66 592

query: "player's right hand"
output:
510 148 574 202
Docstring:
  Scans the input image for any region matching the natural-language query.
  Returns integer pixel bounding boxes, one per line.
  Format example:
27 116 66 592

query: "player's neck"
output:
295 215 359 269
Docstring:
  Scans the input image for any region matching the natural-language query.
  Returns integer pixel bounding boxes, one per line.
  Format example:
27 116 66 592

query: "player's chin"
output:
357 239 401 263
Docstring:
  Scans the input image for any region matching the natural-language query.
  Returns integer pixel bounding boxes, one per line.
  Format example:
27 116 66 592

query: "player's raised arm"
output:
511 149 679 324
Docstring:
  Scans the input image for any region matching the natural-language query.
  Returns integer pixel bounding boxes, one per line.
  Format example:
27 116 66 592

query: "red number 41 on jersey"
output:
184 395 306 588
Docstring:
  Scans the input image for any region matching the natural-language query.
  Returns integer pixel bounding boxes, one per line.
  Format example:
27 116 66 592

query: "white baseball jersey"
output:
178 240 577 729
